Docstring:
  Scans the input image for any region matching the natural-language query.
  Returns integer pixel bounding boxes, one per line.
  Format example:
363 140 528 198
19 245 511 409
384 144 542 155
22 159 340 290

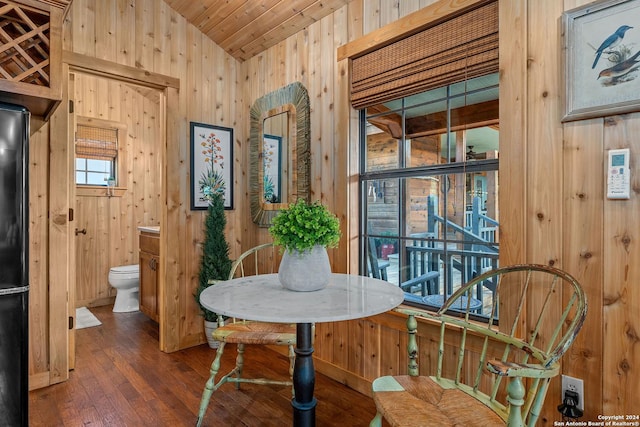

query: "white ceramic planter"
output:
278 245 331 292
203 320 220 349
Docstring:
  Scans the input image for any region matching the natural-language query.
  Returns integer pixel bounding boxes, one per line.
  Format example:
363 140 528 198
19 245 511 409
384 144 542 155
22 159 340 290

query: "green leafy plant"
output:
194 193 232 322
268 199 341 253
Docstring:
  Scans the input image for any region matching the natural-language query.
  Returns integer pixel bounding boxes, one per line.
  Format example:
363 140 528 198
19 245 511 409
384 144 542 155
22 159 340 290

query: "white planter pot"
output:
203 320 220 349
278 245 331 292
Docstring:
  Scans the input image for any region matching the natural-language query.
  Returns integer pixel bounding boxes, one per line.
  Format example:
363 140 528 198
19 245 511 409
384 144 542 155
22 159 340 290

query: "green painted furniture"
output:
370 264 587 427
196 243 296 427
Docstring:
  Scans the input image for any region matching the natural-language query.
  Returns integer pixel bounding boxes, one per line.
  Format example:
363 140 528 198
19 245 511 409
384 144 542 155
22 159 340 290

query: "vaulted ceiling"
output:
163 0 352 62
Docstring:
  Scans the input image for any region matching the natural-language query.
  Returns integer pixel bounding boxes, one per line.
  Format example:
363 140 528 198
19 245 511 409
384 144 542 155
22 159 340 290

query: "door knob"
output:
75 228 87 235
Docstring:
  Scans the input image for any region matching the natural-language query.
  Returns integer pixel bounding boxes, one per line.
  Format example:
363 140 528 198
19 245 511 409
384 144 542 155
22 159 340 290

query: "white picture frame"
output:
563 0 640 121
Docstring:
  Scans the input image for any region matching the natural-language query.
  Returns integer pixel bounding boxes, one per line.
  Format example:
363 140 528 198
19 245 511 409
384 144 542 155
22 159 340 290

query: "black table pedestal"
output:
292 322 315 427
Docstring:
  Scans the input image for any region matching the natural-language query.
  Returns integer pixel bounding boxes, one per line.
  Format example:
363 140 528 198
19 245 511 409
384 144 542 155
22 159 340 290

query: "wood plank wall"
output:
26 0 640 419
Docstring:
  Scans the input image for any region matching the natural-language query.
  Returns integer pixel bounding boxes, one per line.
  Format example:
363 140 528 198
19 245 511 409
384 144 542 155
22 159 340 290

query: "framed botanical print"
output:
190 122 233 210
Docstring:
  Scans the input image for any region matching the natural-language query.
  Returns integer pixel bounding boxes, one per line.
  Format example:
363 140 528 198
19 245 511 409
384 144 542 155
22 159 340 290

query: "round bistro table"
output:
199 273 405 427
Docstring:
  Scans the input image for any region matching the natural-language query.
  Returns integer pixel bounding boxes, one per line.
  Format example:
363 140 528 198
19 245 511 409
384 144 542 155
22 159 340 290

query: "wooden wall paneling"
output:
153 0 171 73
308 17 322 203
379 0 400 27
526 0 563 266
285 34 298 85
603 114 640 414
116 0 135 67
135 0 155 72
362 319 381 379
119 83 135 263
201 33 213 124
184 25 205 349
526 1 565 418
224 50 240 260
28 121 50 387
333 5 349 275
296 27 309 88
346 319 365 376
319 13 335 237
315 324 334 363
321 13 350 368
497 0 526 350
96 72 110 118
142 93 160 226
398 0 422 17
95 0 116 62
71 0 94 57
563 119 604 419
362 0 381 33
379 325 401 377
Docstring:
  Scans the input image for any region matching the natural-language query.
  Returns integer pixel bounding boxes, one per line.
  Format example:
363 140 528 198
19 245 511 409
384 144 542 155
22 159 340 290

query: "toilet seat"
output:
110 264 139 274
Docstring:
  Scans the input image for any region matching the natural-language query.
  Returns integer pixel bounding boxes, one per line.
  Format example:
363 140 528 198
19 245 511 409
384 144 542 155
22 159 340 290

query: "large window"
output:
360 73 499 319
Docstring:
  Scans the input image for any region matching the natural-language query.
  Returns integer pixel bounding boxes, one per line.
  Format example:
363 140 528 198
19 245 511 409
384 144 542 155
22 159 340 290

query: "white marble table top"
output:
199 273 405 323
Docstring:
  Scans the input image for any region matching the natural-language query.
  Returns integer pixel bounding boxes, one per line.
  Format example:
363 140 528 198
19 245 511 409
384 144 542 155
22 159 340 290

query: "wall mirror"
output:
250 82 310 227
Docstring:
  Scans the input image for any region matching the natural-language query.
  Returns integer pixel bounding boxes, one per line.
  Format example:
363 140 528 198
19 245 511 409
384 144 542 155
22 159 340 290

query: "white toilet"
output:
108 264 140 312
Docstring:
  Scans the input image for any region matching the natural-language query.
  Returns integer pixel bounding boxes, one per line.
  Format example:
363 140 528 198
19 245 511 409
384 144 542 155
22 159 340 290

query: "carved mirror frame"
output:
250 82 310 227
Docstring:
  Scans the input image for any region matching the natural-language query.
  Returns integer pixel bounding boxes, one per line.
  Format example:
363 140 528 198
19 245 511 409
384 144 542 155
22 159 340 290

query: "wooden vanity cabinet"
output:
139 231 159 322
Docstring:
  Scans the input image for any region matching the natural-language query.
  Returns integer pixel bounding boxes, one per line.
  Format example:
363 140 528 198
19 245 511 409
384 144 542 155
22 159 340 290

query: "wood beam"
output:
406 99 499 137
62 51 180 89
366 99 499 139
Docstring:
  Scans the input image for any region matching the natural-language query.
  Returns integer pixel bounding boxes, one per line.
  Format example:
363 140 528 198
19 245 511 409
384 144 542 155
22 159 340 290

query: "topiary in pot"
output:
268 199 341 291
194 192 232 347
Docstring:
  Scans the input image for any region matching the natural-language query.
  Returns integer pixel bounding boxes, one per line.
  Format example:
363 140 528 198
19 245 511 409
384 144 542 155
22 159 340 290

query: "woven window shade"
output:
75 124 118 160
350 1 498 109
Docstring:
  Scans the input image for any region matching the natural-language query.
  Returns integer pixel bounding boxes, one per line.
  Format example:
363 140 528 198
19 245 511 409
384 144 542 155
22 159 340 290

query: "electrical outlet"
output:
562 375 584 412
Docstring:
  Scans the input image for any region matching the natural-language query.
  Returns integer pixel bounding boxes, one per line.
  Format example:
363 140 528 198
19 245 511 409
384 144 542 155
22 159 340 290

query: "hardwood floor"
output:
29 305 379 426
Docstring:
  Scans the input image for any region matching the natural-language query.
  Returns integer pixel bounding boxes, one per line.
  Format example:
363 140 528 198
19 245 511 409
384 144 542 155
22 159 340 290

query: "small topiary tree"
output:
194 192 232 322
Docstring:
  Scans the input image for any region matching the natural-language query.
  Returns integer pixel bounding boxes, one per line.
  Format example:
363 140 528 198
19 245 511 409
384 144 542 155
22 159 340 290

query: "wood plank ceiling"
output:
163 0 352 62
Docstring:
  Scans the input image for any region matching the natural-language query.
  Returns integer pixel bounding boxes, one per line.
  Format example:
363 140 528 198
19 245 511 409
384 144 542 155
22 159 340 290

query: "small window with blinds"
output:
75 122 118 186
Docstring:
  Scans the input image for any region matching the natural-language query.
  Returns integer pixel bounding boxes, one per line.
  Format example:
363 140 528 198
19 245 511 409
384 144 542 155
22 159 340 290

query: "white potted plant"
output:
268 199 341 291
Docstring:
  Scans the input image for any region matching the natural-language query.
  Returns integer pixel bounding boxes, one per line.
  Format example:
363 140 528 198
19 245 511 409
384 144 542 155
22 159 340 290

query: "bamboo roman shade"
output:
75 124 118 161
350 1 498 109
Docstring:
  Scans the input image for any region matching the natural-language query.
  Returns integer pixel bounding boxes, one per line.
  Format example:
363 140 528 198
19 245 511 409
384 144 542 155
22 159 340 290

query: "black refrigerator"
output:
0 102 29 426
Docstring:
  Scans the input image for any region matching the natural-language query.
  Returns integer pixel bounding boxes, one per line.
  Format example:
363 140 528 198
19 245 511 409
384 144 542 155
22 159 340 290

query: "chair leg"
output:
196 342 227 427
370 412 383 427
234 343 245 390
288 344 295 397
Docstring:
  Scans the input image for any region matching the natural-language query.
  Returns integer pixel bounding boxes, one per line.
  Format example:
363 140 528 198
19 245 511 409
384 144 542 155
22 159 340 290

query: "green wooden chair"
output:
196 243 296 427
370 264 587 427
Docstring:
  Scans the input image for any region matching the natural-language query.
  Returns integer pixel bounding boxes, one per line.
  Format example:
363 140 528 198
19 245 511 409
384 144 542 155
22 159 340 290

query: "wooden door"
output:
46 63 73 386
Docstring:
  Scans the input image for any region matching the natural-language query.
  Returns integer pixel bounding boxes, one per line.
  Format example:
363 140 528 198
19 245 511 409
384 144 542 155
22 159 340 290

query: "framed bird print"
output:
563 0 640 121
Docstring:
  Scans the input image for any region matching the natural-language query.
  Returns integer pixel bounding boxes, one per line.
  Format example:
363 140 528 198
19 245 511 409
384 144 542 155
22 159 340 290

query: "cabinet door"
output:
139 251 158 322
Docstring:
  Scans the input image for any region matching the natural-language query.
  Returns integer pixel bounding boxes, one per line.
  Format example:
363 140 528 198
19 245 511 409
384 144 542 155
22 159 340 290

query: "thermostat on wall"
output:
607 148 630 200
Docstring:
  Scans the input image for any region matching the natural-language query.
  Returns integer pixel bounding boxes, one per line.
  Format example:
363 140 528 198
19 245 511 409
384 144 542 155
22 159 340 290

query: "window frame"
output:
358 81 499 319
75 116 128 197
